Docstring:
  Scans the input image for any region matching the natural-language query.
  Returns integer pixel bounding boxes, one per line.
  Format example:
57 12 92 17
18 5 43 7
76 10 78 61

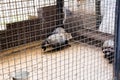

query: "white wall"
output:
64 0 78 11
64 0 96 14
99 0 116 35
79 0 96 14
78 0 116 35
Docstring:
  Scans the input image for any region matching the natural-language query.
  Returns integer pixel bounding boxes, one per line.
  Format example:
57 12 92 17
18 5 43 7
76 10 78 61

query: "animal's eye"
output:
103 51 107 53
110 47 114 50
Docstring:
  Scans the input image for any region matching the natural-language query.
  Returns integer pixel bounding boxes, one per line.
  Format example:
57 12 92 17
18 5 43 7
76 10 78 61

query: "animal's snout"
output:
41 46 46 51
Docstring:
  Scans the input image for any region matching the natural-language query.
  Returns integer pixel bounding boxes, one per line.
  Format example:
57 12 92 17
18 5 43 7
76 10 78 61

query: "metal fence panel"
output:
0 0 116 80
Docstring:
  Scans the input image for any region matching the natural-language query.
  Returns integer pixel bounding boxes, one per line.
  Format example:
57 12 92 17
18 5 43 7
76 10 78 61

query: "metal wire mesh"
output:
0 0 116 80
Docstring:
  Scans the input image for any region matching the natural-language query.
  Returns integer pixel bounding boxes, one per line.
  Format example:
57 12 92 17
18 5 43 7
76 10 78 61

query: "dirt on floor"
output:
0 41 113 80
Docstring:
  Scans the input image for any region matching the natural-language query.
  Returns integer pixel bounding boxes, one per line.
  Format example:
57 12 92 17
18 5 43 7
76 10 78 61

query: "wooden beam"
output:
56 0 64 28
95 0 101 29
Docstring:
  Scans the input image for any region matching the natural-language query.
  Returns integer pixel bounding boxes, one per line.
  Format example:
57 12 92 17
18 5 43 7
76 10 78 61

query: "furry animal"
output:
99 0 116 64
52 27 66 34
41 32 72 51
102 39 114 63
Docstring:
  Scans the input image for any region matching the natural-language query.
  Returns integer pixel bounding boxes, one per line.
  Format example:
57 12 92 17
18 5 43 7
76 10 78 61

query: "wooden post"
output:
95 0 101 29
56 0 64 28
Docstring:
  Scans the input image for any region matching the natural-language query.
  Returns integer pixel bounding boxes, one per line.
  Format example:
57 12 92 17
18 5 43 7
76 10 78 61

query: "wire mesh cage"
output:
0 0 116 80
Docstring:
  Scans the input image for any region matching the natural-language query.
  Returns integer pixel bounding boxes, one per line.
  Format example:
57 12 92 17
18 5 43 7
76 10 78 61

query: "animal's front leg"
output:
41 46 46 51
65 40 71 47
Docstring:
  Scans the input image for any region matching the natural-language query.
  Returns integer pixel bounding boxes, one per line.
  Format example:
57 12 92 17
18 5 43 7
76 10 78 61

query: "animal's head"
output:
102 39 114 55
103 39 114 48
41 40 49 51
65 33 72 40
102 47 114 55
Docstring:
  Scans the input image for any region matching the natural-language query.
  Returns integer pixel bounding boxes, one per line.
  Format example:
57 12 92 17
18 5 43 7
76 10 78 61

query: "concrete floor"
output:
0 42 113 80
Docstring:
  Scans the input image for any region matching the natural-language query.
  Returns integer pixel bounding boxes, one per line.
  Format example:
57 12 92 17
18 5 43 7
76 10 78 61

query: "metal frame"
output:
114 0 120 80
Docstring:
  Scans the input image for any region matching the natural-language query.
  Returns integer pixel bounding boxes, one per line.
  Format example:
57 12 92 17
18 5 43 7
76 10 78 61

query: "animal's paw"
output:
109 60 113 64
68 44 71 47
104 54 107 58
41 46 46 51
107 56 114 64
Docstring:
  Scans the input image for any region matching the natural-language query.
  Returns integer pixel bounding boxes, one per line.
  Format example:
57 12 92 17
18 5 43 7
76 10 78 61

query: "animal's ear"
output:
67 33 72 40
45 40 49 44
44 47 46 51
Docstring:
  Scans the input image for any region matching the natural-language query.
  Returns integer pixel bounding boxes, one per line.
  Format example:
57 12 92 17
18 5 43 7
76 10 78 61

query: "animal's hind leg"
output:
107 53 114 64
104 54 107 58
52 44 61 50
65 40 71 47
109 58 114 64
